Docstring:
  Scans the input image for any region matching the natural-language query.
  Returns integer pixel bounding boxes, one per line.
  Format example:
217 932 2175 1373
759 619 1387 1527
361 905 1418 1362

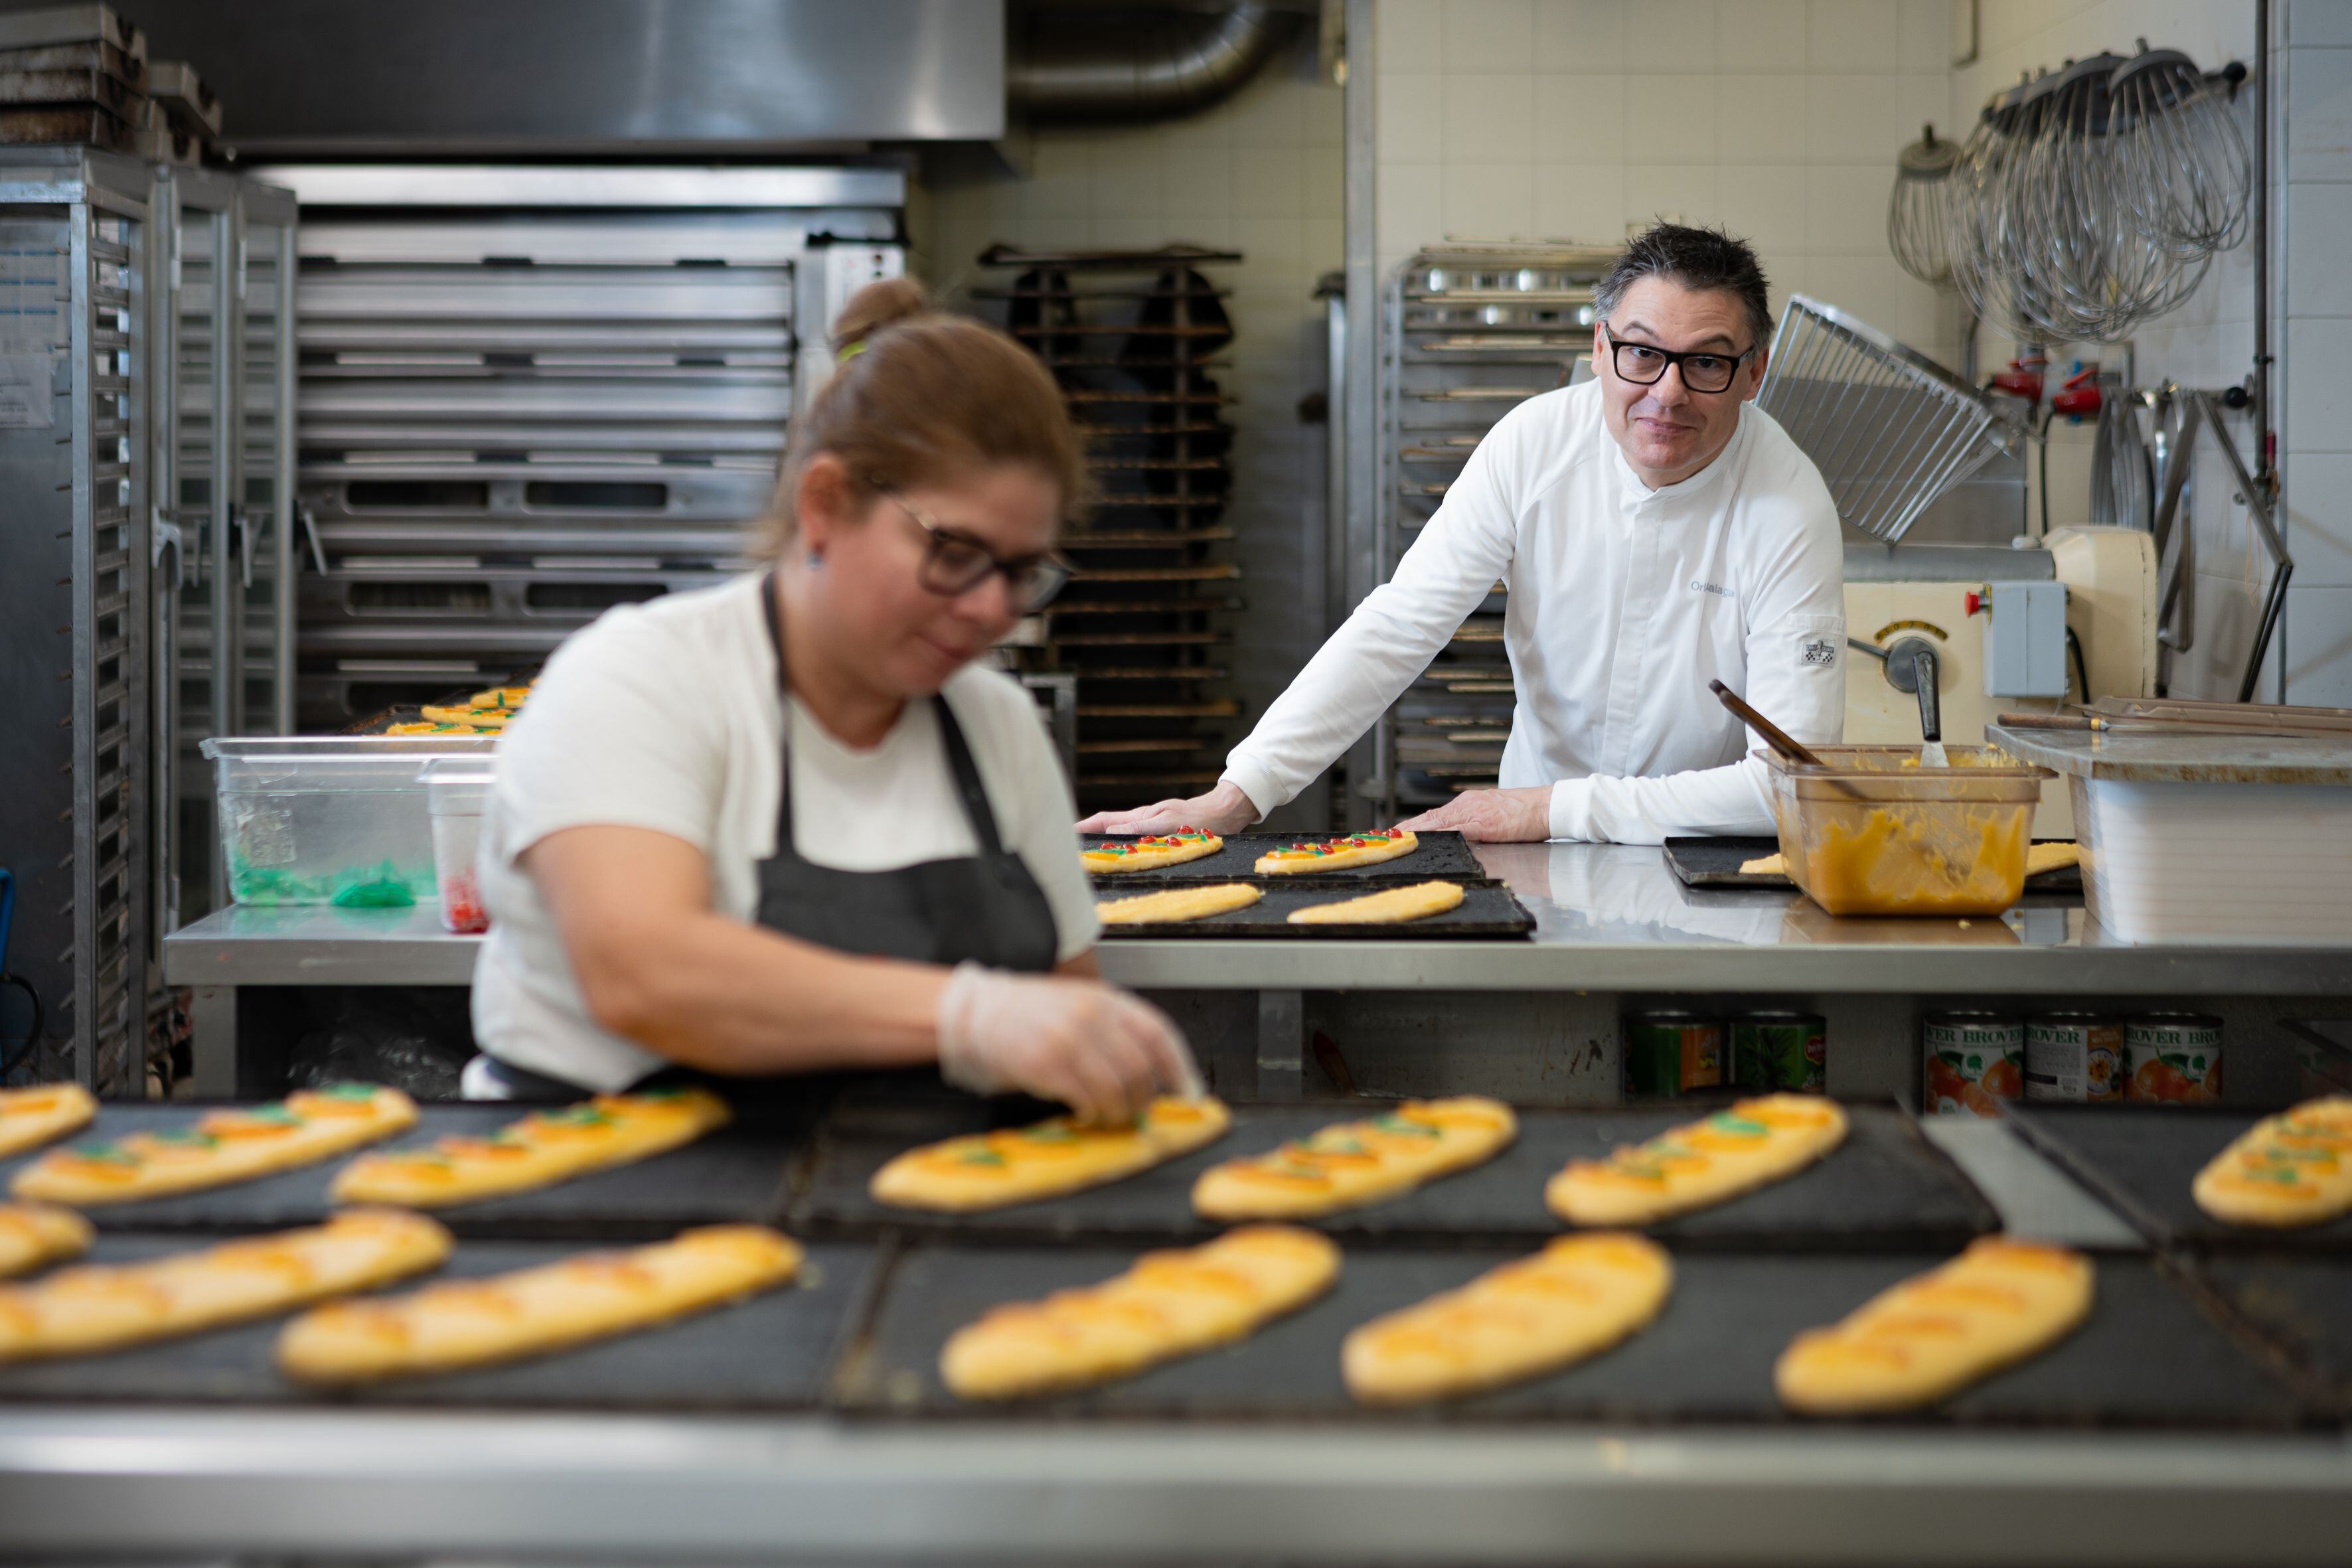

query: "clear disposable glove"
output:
935 963 1203 1125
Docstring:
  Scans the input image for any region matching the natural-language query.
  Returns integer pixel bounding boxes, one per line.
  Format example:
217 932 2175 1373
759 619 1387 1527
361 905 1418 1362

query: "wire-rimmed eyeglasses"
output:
889 493 1071 613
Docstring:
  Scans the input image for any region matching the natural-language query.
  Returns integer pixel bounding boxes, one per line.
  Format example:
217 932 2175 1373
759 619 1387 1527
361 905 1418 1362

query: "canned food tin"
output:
1732 1010 1827 1093
1922 1010 2024 1117
1624 1010 1724 1098
2126 1013 2224 1104
2025 1012 2125 1105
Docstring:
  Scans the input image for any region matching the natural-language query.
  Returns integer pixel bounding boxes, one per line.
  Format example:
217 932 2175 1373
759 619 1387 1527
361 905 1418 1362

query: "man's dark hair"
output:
1594 221 1774 354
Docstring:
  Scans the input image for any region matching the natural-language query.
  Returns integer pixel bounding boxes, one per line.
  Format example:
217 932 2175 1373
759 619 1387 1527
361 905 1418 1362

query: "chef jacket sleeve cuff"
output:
1217 761 1279 824
1547 777 1595 842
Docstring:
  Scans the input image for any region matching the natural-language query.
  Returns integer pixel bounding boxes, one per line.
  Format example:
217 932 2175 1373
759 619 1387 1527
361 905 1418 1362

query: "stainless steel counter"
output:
5 1407 2351 1565
163 842 2352 996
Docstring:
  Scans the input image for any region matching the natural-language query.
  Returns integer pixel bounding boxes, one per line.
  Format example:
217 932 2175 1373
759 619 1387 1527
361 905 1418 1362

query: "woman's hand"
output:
935 964 1202 1124
1395 785 1554 842
1076 779 1257 837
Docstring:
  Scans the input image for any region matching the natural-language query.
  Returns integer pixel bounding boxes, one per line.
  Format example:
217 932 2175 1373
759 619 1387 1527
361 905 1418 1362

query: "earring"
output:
805 548 823 568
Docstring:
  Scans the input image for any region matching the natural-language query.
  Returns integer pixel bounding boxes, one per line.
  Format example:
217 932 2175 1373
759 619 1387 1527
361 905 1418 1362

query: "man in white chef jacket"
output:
1081 221 1845 845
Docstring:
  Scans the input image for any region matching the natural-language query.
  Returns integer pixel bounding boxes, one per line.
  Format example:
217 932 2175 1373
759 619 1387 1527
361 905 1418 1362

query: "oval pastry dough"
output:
0 1209 453 1363
1192 1097 1517 1220
0 1083 98 1161
278 1224 802 1384
941 1225 1339 1400
1253 828 1418 876
1775 1237 2093 1414
1344 1233 1673 1405
871 1097 1232 1213
332 1087 732 1208
1286 880 1464 925
10 1085 420 1208
1546 1095 1849 1227
2193 1096 2352 1229
1083 830 1223 874
1097 884 1261 926
0 1203 93 1280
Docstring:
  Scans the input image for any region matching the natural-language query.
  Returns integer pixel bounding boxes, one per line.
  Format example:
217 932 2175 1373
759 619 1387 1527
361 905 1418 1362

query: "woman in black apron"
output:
463 279 1196 1121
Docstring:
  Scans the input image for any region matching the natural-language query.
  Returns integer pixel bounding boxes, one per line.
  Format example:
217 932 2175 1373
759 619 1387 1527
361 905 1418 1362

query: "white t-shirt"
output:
1221 379 1845 842
471 572 1100 1092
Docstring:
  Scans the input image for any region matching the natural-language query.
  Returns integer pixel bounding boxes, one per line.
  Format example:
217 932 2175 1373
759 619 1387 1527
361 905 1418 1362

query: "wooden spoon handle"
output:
1709 679 1828 768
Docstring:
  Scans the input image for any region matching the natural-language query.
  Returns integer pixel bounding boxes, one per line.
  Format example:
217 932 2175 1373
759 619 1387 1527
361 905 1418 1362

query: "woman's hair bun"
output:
829 275 933 354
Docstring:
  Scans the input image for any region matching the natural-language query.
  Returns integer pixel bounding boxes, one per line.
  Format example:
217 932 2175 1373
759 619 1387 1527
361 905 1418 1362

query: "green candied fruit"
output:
542 1105 613 1127
150 1127 220 1148
1021 1125 1079 1143
1707 1114 1768 1137
70 1142 139 1165
246 1103 303 1125
957 1148 1008 1166
227 862 337 905
332 862 418 909
1371 1115 1441 1138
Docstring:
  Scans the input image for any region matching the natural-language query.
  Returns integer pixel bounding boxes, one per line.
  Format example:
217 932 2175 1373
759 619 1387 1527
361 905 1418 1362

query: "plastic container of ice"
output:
202 736 494 907
1761 745 2055 917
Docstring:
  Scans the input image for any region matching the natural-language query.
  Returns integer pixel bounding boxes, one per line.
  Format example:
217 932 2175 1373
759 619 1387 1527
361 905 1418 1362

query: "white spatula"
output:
1910 646 1948 768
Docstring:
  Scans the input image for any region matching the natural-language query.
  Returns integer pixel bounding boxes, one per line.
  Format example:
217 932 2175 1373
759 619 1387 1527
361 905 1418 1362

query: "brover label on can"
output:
2127 1013 2223 1105
2025 1013 2125 1105
1624 1010 1723 1099
1922 1010 2023 1117
1732 1010 1826 1093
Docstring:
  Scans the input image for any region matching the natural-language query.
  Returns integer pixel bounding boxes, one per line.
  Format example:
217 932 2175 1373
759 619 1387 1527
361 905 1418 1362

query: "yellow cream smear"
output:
1800 807 2028 916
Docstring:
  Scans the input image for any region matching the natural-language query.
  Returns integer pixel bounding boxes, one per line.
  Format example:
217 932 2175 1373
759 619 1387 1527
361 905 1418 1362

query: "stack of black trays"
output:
0 1081 2331 1431
969 244 1242 813
0 7 146 153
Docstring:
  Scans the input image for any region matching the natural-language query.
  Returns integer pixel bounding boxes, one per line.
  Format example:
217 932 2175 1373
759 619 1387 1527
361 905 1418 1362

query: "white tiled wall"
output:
1372 0 1956 358
2281 0 2352 705
913 37 1346 826
1956 1 2277 704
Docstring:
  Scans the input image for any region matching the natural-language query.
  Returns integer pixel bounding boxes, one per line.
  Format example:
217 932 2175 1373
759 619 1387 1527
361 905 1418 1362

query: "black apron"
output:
747 571 1061 970
469 574 1060 1102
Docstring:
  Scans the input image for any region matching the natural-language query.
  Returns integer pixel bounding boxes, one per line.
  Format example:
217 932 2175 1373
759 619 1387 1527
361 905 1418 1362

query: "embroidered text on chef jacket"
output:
1221 378 1845 843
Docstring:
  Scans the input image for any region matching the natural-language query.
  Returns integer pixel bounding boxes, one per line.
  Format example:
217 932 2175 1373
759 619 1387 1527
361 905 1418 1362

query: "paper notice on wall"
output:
0 220 64 427
0 353 51 427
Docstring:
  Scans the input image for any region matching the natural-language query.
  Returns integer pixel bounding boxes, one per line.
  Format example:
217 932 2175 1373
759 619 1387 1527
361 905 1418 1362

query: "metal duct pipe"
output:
1009 3 1302 121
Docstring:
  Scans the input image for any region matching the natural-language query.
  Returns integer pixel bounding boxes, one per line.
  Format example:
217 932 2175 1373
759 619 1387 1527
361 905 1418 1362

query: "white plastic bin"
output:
422 756 499 933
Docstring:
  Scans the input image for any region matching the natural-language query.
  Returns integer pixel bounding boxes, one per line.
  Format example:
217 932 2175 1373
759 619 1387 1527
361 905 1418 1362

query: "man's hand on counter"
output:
1395 786 1553 842
1077 779 1258 837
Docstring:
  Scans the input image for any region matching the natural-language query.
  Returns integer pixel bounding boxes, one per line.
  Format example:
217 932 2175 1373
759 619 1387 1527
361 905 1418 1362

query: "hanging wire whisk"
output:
1888 124 1960 285
2108 42 2254 256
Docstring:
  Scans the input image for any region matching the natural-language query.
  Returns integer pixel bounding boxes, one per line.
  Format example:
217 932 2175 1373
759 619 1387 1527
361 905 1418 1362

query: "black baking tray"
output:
793 1099 1998 1251
2005 1105 2352 1253
0 1235 877 1411
834 1243 2309 1428
1083 830 1487 885
1096 882 1534 940
1661 836 2083 894
2196 1254 2352 1414
0 1101 808 1239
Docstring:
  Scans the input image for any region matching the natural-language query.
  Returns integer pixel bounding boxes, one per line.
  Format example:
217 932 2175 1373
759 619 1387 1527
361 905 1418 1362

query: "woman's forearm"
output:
580 909 950 1074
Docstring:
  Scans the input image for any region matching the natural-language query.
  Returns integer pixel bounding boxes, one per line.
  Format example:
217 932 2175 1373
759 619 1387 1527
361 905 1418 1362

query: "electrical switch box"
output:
1984 580 2070 697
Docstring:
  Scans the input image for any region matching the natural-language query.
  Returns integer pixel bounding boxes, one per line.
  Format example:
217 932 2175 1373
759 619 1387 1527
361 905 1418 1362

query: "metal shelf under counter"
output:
163 843 2352 1103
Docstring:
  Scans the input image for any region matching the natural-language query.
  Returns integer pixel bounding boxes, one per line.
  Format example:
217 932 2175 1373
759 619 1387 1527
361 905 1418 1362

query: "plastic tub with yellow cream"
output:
1761 745 2057 917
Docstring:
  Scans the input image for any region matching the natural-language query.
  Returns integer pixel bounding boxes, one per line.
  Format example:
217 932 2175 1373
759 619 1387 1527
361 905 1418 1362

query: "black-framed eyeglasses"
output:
889 493 1071 613
1601 326 1759 394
